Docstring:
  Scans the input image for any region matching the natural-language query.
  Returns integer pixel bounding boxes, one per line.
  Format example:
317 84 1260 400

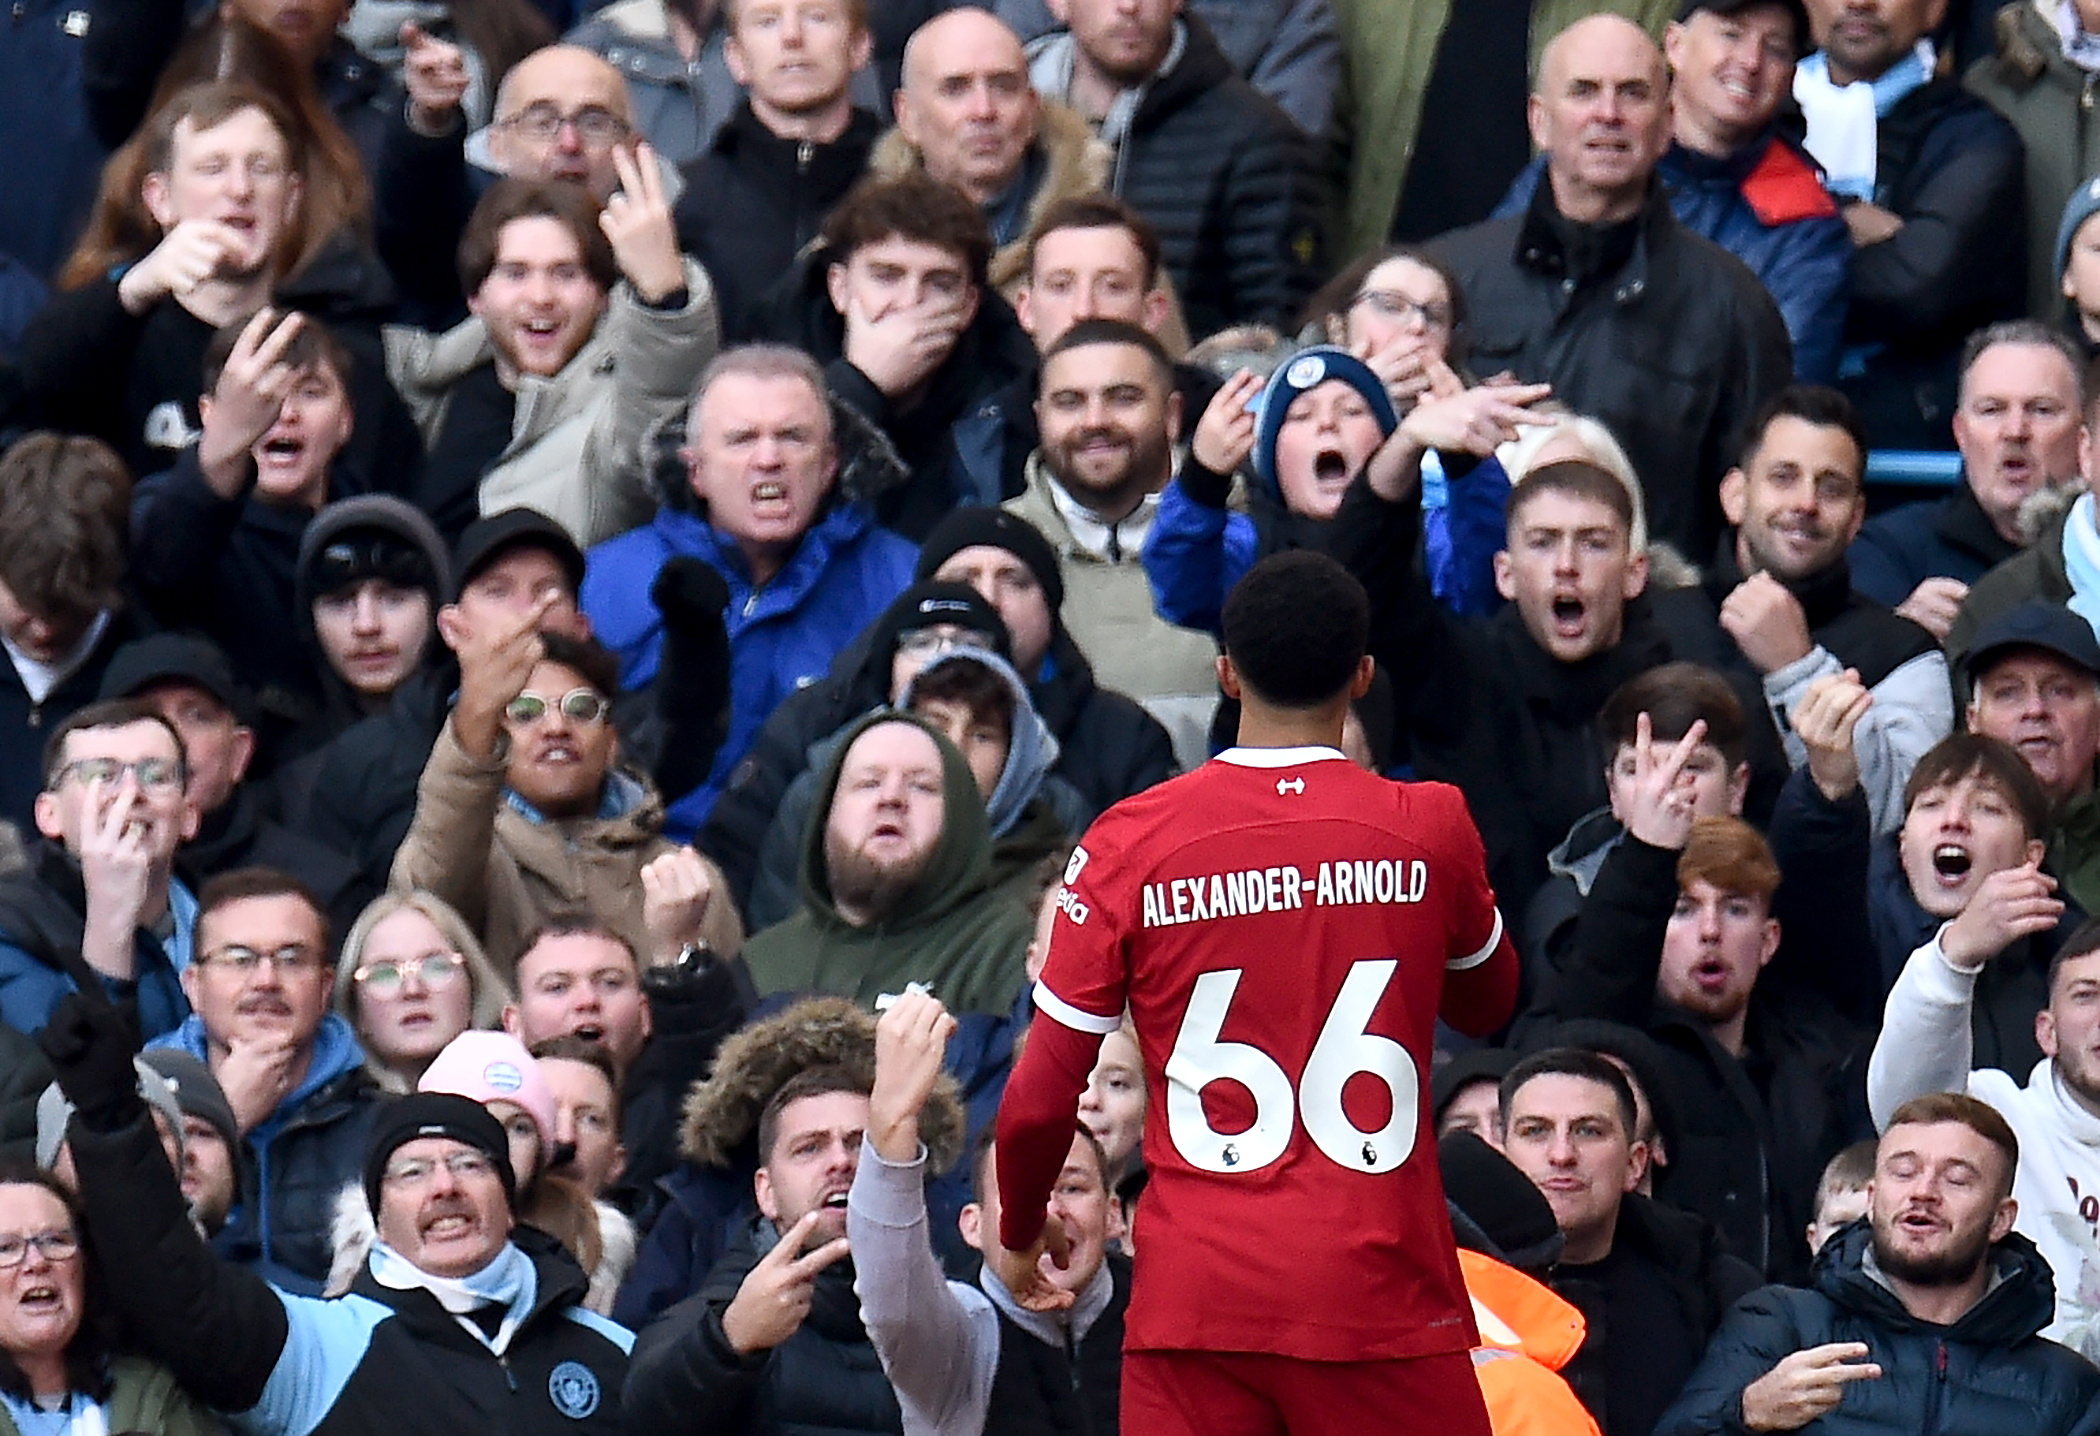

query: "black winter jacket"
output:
1556 1193 1763 1436
16 231 423 498
65 1088 633 1436
1765 767 2081 1078
1848 481 2022 613
625 1216 903 1436
0 611 142 836
675 103 882 342
1325 475 1773 915
177 788 374 952
1655 1223 2100 1436
1081 14 1322 337
1841 78 2027 450
1431 180 1793 559
129 448 322 733
1522 833 1867 1280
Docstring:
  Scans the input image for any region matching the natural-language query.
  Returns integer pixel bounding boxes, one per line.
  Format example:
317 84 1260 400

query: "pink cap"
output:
418 1031 558 1152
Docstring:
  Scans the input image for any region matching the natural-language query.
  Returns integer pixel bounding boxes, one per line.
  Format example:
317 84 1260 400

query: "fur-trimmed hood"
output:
641 388 911 516
867 100 1110 295
678 996 968 1173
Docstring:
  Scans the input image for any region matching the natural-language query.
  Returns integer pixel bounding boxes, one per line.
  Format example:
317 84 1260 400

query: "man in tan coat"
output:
390 614 741 973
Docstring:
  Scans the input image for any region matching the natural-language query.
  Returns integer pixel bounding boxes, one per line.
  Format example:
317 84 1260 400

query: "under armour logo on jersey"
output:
1277 777 1305 796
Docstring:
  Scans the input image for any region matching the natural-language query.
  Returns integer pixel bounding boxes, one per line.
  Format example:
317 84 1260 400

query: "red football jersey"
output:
1032 747 1510 1361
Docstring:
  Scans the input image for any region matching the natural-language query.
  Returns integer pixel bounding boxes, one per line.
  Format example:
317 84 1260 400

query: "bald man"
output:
672 0 880 337
377 42 657 322
872 10 1081 291
1427 14 1792 562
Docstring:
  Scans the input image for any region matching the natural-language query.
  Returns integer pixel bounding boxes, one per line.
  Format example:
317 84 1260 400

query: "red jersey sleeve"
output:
996 839 1127 1250
1434 786 1519 1036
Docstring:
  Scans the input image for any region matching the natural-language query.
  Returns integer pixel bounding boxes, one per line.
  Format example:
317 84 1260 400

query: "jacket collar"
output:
1513 172 1665 300
1706 535 1857 629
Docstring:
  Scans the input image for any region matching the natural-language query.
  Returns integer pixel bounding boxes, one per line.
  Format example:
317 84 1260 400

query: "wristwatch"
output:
644 942 712 992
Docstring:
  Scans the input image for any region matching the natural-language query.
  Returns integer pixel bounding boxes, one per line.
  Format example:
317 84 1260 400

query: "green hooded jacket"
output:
740 711 1034 1016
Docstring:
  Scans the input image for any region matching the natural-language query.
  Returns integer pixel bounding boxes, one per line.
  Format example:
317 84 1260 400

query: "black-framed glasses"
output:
0 1231 79 1267
49 757 185 793
896 629 995 662
1351 289 1454 331
499 102 630 148
505 688 611 725
353 951 466 996
198 943 325 976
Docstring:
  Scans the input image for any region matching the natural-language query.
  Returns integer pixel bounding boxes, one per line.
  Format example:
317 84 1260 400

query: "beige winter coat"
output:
383 259 719 547
389 716 743 975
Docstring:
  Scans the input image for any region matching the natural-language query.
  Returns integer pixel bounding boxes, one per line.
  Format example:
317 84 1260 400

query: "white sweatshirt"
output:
1867 932 2100 1359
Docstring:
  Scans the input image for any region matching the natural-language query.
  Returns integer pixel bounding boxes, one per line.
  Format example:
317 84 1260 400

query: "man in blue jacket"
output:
1656 1091 2100 1435
583 344 918 838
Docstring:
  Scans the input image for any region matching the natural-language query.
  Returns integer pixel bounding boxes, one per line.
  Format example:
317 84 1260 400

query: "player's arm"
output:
995 1001 1110 1253
1436 786 1520 1036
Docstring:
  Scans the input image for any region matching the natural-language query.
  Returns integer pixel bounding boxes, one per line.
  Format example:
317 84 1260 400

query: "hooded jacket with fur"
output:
615 997 965 1328
583 399 919 839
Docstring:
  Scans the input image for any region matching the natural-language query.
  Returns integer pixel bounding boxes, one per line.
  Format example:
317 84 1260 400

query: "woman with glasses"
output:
0 1162 223 1435
1146 246 1520 649
334 891 510 1093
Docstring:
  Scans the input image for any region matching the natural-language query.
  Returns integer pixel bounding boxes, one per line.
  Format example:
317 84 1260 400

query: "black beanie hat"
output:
1440 1130 1564 1275
363 1092 516 1214
914 507 1066 613
866 580 1012 665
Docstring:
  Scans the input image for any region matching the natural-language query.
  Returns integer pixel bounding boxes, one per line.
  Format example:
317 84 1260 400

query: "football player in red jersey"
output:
992 550 1519 1435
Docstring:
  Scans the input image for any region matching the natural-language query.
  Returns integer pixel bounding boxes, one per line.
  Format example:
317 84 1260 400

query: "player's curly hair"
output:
1220 552 1368 709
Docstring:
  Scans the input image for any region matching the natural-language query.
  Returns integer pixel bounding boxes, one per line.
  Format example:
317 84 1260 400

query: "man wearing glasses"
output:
0 700 199 1043
147 866 388 1292
392 625 743 976
41 1018 634 1435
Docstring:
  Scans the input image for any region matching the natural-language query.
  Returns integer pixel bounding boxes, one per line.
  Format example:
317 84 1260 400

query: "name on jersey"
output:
1140 860 1430 928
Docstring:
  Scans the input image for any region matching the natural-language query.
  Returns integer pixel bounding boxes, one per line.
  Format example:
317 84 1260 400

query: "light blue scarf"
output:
2062 493 2100 640
1795 40 1935 199
369 1239 537 1356
0 1390 105 1436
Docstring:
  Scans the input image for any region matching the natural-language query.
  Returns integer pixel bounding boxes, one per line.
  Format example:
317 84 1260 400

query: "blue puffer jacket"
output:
1498 133 1851 385
1655 1222 2100 1436
583 476 917 840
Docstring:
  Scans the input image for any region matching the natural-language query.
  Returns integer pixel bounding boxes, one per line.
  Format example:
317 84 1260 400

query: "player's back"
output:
1038 748 1505 1361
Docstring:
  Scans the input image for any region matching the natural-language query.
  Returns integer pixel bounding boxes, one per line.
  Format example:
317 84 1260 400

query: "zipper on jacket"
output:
797 139 813 173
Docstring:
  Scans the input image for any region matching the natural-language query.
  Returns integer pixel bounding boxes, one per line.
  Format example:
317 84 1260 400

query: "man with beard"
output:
1656 1092 2100 1436
1521 754 1859 1281
1869 900 2100 1360
1708 385 1948 835
624 1066 906 1436
738 712 1035 1016
147 866 388 1292
1004 319 1220 765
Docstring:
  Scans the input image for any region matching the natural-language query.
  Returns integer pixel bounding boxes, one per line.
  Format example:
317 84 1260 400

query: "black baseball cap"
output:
1674 0 1811 57
99 632 244 714
452 508 587 603
1965 602 2100 682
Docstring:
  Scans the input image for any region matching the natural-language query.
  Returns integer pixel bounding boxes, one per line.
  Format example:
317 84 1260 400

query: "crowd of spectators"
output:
11 0 2100 1430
